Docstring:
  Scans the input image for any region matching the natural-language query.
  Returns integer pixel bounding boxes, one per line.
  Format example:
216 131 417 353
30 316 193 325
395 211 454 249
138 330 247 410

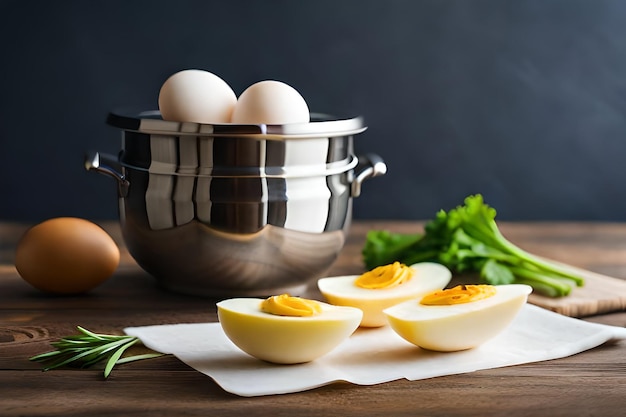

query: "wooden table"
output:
1 221 626 416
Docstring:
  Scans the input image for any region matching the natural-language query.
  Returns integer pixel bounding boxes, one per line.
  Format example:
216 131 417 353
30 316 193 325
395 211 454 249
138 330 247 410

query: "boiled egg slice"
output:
317 262 452 328
217 295 362 364
384 284 532 352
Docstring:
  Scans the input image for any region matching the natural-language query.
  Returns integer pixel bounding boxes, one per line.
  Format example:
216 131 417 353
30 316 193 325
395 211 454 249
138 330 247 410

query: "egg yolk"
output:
260 294 322 317
354 261 414 289
420 284 497 305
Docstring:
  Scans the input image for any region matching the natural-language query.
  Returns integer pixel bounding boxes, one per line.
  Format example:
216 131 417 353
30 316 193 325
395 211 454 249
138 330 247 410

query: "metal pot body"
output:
120 164 353 297
88 111 386 296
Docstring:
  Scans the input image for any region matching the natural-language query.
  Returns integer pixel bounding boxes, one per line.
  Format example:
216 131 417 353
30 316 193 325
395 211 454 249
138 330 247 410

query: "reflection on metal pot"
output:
85 111 386 296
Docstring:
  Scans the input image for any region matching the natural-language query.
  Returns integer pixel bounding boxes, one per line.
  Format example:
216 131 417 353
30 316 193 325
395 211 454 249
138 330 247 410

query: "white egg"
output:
158 69 237 124
317 262 452 328
383 284 532 352
230 80 310 124
217 297 362 364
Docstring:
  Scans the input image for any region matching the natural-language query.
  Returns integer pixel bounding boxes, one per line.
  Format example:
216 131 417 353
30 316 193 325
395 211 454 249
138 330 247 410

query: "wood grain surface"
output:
1 220 626 417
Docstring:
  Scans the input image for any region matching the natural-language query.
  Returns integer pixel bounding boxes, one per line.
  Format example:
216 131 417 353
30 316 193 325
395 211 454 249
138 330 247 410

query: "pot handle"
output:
84 151 130 197
352 153 387 198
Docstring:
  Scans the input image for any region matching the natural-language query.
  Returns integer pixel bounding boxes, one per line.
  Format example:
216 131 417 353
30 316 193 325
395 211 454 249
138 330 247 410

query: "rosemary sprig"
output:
29 326 165 378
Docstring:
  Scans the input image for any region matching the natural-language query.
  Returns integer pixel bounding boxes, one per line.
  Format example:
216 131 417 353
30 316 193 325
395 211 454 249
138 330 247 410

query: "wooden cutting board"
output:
527 264 626 317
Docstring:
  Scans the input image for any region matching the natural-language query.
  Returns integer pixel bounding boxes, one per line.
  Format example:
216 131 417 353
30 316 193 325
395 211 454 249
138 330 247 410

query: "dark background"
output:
2 0 626 223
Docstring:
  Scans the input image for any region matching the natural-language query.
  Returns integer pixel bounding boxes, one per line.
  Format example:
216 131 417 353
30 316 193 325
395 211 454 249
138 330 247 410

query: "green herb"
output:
29 326 165 378
362 194 585 297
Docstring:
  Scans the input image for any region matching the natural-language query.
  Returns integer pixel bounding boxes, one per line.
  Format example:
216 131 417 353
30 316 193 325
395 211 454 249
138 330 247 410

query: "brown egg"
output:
15 217 120 294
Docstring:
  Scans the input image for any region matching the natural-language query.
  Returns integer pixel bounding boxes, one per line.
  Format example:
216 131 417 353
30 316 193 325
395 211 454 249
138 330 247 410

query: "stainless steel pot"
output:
86 110 386 297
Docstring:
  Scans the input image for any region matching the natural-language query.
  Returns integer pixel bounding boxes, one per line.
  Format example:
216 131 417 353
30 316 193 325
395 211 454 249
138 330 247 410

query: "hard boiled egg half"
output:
317 262 452 327
384 284 532 352
217 294 362 364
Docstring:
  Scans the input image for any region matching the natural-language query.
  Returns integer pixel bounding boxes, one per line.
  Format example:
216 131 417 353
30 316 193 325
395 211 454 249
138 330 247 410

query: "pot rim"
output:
107 109 367 139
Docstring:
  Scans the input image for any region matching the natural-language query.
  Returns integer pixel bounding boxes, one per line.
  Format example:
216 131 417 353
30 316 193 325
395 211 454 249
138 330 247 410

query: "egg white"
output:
217 298 362 364
317 262 452 327
383 284 532 351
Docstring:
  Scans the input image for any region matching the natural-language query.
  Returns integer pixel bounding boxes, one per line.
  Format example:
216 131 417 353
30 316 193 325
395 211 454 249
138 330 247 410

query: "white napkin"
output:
124 304 626 397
